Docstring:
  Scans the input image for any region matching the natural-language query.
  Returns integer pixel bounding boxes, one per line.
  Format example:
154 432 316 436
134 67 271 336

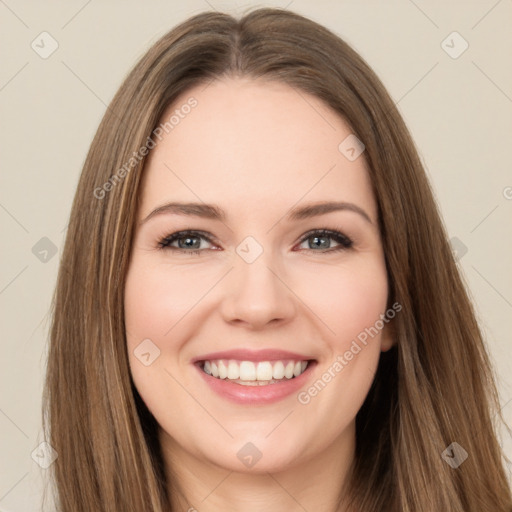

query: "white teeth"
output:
285 361 294 379
256 361 273 381
227 360 239 379
272 361 285 379
218 360 228 379
239 361 256 381
201 359 310 383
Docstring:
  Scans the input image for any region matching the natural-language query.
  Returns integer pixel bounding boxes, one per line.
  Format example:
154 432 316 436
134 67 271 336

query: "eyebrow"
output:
140 200 373 225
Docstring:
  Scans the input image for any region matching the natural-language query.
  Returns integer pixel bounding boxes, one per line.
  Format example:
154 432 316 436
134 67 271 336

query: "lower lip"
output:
195 362 316 405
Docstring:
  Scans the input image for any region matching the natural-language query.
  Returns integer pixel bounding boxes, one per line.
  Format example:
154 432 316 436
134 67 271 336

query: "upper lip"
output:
192 348 313 364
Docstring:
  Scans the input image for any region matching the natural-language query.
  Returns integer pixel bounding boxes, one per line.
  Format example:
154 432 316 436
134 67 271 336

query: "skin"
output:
124 77 394 512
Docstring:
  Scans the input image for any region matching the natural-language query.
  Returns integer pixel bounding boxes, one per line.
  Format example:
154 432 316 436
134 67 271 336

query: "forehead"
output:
139 77 376 223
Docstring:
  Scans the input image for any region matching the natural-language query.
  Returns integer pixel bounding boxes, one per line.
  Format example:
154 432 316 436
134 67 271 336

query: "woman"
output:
43 7 512 511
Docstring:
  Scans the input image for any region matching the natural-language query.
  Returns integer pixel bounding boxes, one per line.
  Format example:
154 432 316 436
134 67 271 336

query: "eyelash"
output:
157 228 354 255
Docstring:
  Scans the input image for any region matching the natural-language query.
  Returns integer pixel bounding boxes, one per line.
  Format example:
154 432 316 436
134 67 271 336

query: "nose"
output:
219 250 297 330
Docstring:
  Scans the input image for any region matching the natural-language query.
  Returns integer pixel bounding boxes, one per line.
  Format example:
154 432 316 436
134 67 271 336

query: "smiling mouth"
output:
198 358 313 386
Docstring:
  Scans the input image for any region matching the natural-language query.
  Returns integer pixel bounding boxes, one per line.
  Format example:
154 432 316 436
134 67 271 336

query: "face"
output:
124 77 394 474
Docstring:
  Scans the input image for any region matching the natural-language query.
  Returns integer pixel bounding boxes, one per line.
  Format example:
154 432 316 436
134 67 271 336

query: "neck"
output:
160 423 355 512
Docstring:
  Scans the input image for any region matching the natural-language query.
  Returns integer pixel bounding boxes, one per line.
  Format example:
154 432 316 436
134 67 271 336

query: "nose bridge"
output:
220 239 296 328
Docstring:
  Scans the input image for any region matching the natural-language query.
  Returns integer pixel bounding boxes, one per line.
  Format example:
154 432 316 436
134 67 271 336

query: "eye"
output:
157 228 354 256
158 230 217 255
296 229 353 252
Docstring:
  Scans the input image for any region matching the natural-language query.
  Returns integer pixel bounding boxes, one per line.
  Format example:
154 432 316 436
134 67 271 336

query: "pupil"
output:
179 236 200 249
311 236 329 249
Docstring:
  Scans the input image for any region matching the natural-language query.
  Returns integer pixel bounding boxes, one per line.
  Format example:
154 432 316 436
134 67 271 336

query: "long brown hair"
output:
43 7 512 511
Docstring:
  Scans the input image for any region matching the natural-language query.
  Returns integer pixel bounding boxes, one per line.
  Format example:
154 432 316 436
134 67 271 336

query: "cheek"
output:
124 259 218 412
291 258 388 419
124 268 169 341
124 260 215 343
292 257 389 347
124 262 194 430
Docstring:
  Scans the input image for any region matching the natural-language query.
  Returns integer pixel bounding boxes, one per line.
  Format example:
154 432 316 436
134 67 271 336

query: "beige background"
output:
1 0 511 510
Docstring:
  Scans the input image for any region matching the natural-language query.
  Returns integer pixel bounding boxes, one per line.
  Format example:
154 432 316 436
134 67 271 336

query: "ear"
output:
380 317 396 352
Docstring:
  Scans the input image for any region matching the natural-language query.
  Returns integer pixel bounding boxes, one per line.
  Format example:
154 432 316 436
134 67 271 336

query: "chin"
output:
197 431 312 474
